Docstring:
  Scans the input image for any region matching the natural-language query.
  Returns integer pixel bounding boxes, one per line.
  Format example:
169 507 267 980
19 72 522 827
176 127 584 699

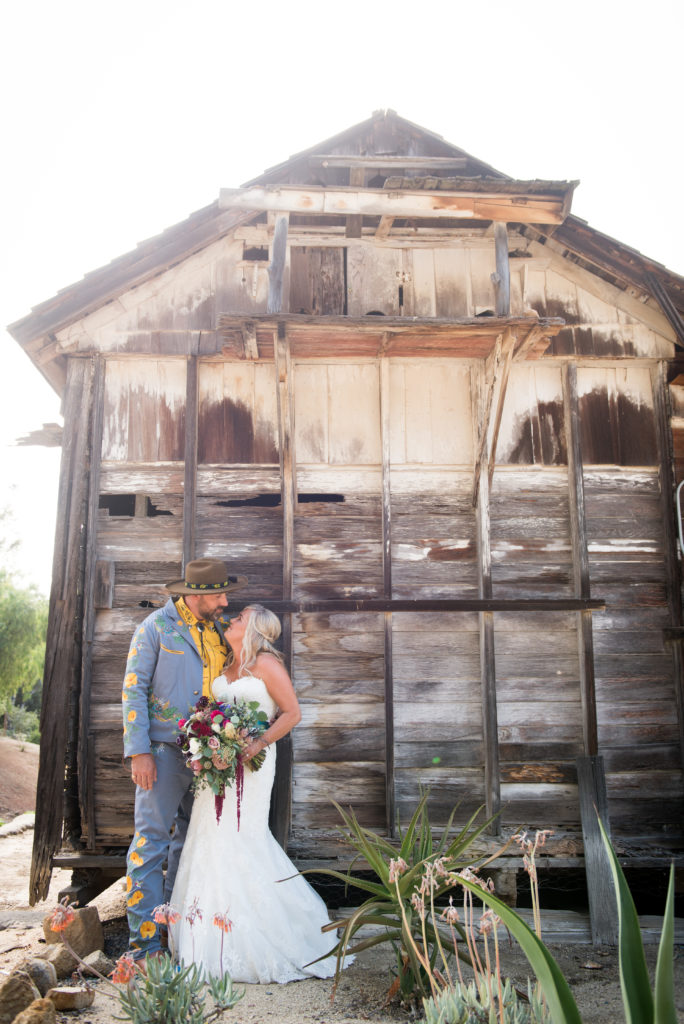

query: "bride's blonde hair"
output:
226 604 284 673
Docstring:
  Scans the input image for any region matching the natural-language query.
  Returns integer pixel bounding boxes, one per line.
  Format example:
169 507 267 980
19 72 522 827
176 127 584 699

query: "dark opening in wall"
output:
216 493 346 508
146 498 173 517
243 246 269 262
99 494 136 517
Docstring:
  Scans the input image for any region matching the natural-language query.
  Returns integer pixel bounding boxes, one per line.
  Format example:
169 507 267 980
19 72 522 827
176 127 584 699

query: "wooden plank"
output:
487 329 516 491
476 449 500 830
345 166 364 238
183 355 198 563
93 560 114 610
272 323 295 846
219 184 571 225
30 358 95 904
563 363 598 756
78 356 106 851
492 223 510 316
576 756 619 944
267 213 289 314
380 358 395 834
651 361 684 767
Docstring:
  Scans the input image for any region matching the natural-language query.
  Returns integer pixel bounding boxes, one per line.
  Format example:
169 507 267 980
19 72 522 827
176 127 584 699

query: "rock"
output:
45 985 95 1010
82 949 114 977
19 960 58 997
89 876 128 922
41 905 103 957
36 944 78 979
0 971 41 1024
11 998 56 1024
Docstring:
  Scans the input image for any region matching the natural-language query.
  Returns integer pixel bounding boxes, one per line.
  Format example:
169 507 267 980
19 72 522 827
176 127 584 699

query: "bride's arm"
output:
242 653 301 762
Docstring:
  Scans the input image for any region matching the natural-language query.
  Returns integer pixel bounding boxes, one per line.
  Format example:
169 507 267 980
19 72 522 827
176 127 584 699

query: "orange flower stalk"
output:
49 897 76 933
110 953 137 984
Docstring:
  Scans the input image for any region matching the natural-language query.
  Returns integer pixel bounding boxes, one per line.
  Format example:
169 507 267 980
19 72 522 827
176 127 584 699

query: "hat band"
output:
185 576 239 591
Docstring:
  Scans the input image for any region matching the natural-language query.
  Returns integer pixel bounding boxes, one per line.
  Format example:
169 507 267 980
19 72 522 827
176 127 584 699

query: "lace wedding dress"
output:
169 674 341 983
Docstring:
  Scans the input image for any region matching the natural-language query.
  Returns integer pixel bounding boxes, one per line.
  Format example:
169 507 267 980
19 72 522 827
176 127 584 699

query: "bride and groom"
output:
122 559 339 983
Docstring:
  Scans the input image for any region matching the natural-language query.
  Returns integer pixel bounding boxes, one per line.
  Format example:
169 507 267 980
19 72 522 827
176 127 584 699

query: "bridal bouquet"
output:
177 696 269 825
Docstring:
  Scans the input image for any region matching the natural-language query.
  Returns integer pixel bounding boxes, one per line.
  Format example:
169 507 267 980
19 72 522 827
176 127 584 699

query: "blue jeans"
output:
125 743 194 957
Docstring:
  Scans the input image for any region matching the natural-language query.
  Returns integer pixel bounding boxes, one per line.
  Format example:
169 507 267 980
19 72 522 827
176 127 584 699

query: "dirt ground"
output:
1 736 683 1023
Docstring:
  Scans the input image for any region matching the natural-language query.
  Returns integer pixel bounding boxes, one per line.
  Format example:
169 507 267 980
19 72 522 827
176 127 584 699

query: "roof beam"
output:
310 155 469 170
219 184 572 225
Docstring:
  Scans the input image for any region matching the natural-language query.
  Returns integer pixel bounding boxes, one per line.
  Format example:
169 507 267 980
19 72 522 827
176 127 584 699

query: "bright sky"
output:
1 0 682 593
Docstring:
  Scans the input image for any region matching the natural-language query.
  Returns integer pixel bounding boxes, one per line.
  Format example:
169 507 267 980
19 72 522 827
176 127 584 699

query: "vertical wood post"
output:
563 362 617 943
492 222 510 317
475 365 501 830
562 363 598 755
267 215 289 314
183 355 199 566
78 356 106 851
272 323 295 847
576 756 619 944
651 361 684 765
30 358 96 904
380 358 395 834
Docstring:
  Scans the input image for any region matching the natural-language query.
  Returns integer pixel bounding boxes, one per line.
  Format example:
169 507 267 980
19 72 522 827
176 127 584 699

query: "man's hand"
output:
131 753 157 790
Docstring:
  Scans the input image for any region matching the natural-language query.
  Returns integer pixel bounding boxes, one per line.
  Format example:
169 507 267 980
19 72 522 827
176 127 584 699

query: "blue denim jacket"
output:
121 598 229 757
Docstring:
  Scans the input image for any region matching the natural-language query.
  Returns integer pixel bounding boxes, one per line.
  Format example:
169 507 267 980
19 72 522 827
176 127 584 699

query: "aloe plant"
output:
310 793 503 1000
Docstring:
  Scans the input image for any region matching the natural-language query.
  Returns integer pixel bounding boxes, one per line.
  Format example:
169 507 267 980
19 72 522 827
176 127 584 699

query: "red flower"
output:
110 953 137 984
178 719 186 729
193 722 214 736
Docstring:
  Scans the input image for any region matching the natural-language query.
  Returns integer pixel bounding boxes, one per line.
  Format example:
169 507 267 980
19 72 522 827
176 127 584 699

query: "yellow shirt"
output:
176 597 228 698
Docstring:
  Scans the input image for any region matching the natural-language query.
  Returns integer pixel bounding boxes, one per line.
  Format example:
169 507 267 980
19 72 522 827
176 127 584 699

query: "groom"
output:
122 558 247 960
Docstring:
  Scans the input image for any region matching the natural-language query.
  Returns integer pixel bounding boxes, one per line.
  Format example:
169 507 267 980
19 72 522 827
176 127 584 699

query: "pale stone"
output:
0 972 41 1024
45 985 96 1010
11 998 57 1024
41 905 104 957
19 960 58 997
37 944 78 979
82 948 115 977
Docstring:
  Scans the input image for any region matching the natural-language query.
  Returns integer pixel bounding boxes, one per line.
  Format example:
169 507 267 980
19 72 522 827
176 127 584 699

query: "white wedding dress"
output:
169 674 341 983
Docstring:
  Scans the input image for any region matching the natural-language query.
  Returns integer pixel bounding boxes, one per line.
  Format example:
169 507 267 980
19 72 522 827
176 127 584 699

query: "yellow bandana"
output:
176 597 227 697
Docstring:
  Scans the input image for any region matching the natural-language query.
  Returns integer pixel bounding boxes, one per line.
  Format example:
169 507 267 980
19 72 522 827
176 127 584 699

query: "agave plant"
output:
454 817 677 1024
310 792 504 1001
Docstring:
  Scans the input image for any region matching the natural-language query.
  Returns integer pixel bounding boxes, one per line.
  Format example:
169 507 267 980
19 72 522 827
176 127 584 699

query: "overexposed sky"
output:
2 0 682 592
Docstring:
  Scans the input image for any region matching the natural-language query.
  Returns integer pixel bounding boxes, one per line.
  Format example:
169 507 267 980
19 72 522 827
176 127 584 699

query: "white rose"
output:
189 738 202 756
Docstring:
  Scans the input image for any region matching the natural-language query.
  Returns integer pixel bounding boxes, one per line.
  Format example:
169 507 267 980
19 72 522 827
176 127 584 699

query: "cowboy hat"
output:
165 559 248 595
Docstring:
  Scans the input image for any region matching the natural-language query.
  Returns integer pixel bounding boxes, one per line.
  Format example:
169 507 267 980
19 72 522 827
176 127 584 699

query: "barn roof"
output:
8 109 684 395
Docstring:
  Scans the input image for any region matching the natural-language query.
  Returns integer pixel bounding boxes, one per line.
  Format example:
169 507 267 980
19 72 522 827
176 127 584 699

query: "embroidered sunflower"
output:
124 673 138 688
127 710 137 722
129 852 143 867
127 890 143 907
136 836 146 848
126 876 133 892
140 921 156 940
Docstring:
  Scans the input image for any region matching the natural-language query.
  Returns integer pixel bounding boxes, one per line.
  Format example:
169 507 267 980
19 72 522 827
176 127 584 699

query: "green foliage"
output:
1 701 40 742
310 793 498 1002
455 821 677 1024
0 567 48 704
116 956 243 1024
422 977 552 1024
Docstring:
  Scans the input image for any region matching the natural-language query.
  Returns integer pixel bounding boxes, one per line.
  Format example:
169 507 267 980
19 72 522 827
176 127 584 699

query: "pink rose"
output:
208 736 220 749
190 760 202 775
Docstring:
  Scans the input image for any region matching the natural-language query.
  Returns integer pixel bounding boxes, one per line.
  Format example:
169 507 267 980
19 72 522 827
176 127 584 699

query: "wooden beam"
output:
375 216 395 240
380 359 395 835
236 598 606 613
311 155 469 170
219 184 572 225
267 214 289 314
475 397 501 831
271 323 296 847
576 756 619 944
651 361 684 766
78 356 105 851
240 320 259 359
30 358 95 905
182 356 199 566
486 330 516 492
345 167 364 239
562 363 598 756
492 222 510 317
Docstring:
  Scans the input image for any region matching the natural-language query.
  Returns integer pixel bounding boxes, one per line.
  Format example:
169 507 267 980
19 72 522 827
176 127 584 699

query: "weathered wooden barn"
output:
9 111 684 936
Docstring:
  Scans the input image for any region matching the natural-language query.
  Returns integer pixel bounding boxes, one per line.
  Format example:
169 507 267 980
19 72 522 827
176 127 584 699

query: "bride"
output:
169 604 342 983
